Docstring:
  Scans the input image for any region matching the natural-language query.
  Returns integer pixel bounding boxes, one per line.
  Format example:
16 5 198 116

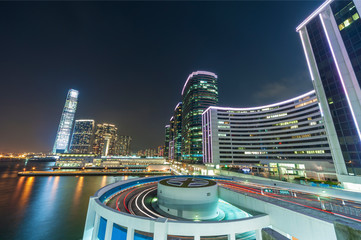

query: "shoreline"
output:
18 171 171 176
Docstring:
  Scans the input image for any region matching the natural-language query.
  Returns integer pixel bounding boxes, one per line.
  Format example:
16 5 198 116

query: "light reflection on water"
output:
0 161 138 240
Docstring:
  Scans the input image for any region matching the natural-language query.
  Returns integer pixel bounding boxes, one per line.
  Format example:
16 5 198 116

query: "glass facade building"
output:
164 125 170 159
202 91 336 180
167 103 183 161
297 0 361 189
181 71 218 163
53 89 79 153
69 120 95 154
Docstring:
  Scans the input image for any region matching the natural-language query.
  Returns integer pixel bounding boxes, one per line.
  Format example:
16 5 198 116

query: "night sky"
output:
0 1 324 153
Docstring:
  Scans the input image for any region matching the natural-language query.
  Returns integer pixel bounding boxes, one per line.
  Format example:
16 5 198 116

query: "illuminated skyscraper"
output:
169 116 175 160
69 120 95 154
297 0 361 189
182 71 218 163
92 123 118 156
164 125 170 159
116 136 132 156
169 102 182 161
52 89 79 153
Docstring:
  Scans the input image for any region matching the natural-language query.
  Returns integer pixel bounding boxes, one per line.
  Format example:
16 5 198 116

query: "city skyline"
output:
0 1 323 152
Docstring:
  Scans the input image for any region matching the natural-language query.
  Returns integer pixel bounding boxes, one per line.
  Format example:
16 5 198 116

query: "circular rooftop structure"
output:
159 177 216 188
82 176 266 240
158 177 218 220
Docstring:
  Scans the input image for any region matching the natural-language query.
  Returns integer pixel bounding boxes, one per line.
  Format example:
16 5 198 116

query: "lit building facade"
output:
202 91 336 180
168 116 175 160
164 125 170 159
297 0 361 189
182 71 218 163
69 120 95 154
53 89 79 153
116 136 132 156
169 102 182 161
92 123 118 156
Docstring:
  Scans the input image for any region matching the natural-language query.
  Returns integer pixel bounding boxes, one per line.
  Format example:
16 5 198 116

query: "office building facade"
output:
69 120 95 154
164 125 170 159
53 89 79 153
202 91 336 180
116 136 132 156
169 102 182 161
169 117 175 160
297 0 361 189
182 71 218 163
92 123 118 156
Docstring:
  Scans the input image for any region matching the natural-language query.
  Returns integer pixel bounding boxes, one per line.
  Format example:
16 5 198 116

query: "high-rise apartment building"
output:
53 89 79 153
297 0 361 189
69 120 95 154
168 102 182 161
117 136 132 156
158 145 165 157
164 125 170 159
92 123 118 156
181 71 218 163
169 116 175 160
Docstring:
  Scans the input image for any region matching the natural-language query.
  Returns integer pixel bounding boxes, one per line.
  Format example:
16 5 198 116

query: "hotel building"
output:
297 0 361 189
182 71 218 163
52 89 79 153
202 91 336 181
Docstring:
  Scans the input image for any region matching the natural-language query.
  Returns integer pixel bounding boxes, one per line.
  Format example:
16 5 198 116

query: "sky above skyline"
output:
0 1 324 152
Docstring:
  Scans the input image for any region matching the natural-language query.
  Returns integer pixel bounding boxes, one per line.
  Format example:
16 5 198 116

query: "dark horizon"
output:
0 1 323 152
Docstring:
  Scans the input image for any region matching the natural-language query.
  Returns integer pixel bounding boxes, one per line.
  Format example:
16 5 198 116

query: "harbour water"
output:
0 160 137 240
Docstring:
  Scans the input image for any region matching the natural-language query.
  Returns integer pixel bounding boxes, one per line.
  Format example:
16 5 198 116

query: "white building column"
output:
83 197 97 240
153 218 168 240
126 227 134 240
194 236 200 240
91 213 100 240
104 220 113 240
255 229 262 240
228 233 236 240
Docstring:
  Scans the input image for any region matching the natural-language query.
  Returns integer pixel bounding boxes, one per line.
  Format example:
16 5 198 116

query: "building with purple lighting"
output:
297 0 361 190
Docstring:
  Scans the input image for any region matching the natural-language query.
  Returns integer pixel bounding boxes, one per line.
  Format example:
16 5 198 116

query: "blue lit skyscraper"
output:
53 89 79 153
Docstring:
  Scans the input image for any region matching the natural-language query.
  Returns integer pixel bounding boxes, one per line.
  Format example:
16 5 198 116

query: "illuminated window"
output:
266 113 287 119
295 98 317 108
245 151 267 155
339 13 360 31
353 13 359 21
274 120 298 126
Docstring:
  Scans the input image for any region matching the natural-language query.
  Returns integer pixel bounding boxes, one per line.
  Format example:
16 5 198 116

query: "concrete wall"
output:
261 228 289 240
334 219 361 240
